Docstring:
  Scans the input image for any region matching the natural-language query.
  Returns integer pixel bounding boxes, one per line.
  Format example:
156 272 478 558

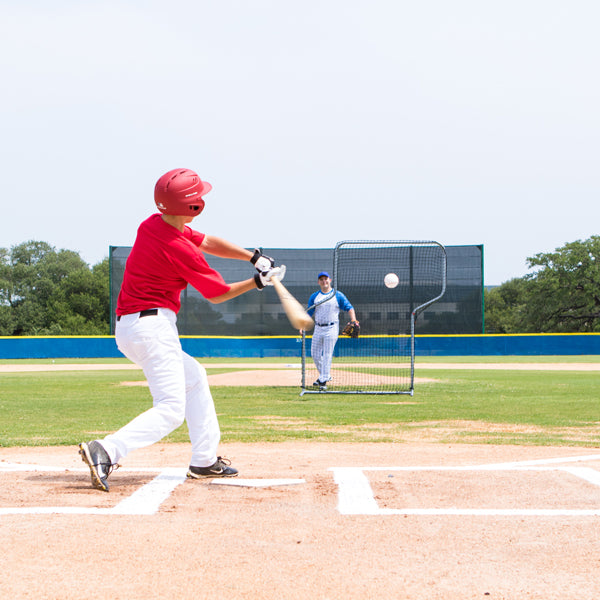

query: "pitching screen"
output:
334 240 447 335
301 240 447 395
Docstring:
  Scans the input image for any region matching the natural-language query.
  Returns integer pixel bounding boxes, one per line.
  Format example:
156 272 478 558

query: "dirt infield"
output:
3 360 600 388
2 442 600 599
3 362 600 598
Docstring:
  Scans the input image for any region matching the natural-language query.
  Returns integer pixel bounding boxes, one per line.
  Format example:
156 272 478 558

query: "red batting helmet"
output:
154 168 212 216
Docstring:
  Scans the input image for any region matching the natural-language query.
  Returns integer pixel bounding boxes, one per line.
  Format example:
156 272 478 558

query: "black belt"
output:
116 309 158 322
316 322 336 327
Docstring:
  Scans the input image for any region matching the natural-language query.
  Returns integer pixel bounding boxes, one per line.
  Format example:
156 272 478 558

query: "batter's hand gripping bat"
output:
270 276 314 331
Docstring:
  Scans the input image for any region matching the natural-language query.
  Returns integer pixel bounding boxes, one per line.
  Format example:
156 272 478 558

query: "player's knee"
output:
185 361 207 392
157 402 186 429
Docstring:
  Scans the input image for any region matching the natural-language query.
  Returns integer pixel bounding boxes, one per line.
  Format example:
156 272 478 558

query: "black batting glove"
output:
250 248 275 272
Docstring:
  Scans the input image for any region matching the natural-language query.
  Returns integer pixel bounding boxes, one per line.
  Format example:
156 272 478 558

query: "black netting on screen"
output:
109 244 483 335
333 241 447 336
300 240 447 395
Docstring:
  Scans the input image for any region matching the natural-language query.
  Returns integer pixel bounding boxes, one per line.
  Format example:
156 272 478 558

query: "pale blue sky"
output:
1 1 598 284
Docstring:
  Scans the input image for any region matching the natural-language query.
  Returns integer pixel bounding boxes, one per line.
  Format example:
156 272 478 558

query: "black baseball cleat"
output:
186 457 238 479
78 440 116 492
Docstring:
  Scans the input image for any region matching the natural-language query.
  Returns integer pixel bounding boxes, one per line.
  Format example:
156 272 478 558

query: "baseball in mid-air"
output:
384 272 399 288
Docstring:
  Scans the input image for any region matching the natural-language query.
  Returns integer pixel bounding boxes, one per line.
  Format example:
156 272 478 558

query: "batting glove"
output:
254 265 286 289
250 248 275 272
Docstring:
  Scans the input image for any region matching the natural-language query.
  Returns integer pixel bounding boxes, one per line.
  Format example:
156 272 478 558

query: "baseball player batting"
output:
79 168 284 491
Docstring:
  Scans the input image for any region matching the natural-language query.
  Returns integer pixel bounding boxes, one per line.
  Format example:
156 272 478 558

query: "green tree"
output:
484 236 600 333
524 236 600 332
0 241 109 335
484 277 529 333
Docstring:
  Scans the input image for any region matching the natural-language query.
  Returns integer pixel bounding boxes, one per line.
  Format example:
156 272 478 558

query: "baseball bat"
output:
271 276 314 331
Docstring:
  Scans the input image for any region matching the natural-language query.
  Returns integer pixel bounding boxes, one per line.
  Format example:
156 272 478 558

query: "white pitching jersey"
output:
307 290 353 326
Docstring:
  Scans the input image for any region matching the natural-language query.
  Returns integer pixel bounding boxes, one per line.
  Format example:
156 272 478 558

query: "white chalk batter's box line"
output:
0 466 188 516
331 453 600 516
0 463 306 517
2 454 600 517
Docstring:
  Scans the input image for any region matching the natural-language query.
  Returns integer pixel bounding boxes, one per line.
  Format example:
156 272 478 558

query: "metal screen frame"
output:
301 240 447 396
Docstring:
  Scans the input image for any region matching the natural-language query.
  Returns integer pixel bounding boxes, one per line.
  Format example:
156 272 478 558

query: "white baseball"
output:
384 272 399 288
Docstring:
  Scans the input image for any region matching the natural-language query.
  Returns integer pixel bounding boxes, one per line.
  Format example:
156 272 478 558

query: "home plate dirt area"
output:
2 362 600 598
3 442 600 599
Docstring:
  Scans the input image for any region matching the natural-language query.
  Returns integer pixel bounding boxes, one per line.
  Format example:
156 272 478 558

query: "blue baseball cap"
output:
318 271 330 279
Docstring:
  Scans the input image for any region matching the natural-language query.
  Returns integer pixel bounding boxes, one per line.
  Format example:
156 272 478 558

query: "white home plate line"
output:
211 478 305 487
330 453 600 516
376 508 600 516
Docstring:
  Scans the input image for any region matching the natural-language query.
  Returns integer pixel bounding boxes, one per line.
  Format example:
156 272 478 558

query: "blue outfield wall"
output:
1 334 600 359
415 334 600 356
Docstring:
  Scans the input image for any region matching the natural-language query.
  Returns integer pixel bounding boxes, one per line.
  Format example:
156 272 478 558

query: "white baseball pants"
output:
102 308 220 468
311 324 338 382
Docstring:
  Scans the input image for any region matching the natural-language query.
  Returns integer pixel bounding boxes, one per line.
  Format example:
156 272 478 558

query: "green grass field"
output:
1 356 599 448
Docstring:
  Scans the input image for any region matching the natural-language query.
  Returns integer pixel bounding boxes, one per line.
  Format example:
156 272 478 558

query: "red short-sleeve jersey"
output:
116 214 231 315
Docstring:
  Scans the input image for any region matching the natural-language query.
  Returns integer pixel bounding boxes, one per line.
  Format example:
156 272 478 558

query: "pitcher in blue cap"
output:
306 272 358 390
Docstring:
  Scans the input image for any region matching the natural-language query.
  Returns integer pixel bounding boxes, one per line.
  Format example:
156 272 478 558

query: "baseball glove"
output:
342 321 360 338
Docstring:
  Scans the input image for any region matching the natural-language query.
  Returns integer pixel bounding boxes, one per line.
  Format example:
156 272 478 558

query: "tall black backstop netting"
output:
109 244 483 336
